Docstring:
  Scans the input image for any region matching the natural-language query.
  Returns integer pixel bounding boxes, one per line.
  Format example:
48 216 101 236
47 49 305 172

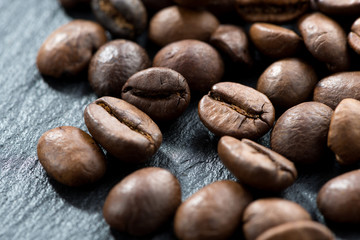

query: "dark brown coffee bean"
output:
149 6 219 47
257 58 318 109
315 0 360 15
210 24 252 65
141 0 173 11
256 221 335 240
91 0 147 38
88 39 151 97
84 97 162 163
205 0 236 16
327 99 360 165
235 0 310 23
271 102 333 164
218 137 297 192
348 18 360 55
298 12 350 72
249 23 302 59
103 167 181 236
121 67 191 121
198 82 275 140
313 72 360 109
174 180 252 240
37 126 106 187
243 198 312 240
59 0 90 8
153 40 224 92
36 20 107 78
318 169 360 223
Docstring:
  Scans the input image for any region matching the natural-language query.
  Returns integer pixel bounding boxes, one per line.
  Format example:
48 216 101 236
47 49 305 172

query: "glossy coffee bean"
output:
235 0 310 23
103 167 181 236
317 169 360 223
327 99 360 165
348 18 360 55
37 20 107 78
59 0 90 8
149 6 219 47
198 82 275 140
88 40 151 97
243 198 311 240
256 221 335 240
315 0 360 15
37 126 106 187
257 58 318 109
218 136 297 192
271 102 333 164
153 40 224 92
298 12 350 72
84 97 162 163
210 24 252 65
121 67 191 121
313 72 360 109
91 0 147 38
249 23 302 59
141 0 173 11
174 180 252 240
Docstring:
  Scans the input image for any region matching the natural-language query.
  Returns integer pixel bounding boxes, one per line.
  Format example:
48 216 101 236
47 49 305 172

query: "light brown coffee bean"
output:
243 198 312 240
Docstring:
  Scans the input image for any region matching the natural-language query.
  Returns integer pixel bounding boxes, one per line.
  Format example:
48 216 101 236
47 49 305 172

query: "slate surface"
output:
0 0 359 239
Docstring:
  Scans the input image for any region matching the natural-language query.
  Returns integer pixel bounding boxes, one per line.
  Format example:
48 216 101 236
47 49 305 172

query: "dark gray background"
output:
0 0 359 239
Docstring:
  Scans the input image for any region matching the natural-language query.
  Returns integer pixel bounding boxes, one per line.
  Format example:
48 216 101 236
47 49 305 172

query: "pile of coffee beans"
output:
35 0 360 238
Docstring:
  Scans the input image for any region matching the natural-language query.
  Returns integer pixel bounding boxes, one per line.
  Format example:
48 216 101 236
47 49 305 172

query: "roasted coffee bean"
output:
210 24 252 65
174 180 252 240
59 0 90 8
218 136 297 192
91 0 147 38
315 0 360 15
318 169 360 223
249 23 302 59
327 99 360 165
235 0 310 23
88 39 151 97
256 221 335 240
348 18 360 55
198 82 275 140
298 12 350 72
173 0 210 8
243 198 312 240
103 167 181 236
153 40 224 92
141 0 173 11
149 6 219 47
37 20 107 78
121 67 190 121
205 0 236 16
257 58 318 109
313 72 360 109
37 126 106 187
84 97 162 163
271 102 333 164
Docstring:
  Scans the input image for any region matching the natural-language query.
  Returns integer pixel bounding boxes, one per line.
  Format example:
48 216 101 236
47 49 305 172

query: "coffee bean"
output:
37 126 106 187
103 167 181 236
256 221 335 240
149 6 219 47
348 18 360 55
205 0 236 16
36 20 107 78
315 0 360 15
59 0 90 8
88 39 151 97
91 0 147 38
141 0 173 11
298 12 350 72
249 23 302 59
218 136 297 192
174 180 252 240
327 99 360 165
243 198 312 240
121 67 191 121
84 97 162 163
153 40 224 92
210 24 252 65
257 58 318 109
198 82 275 140
235 0 310 23
271 102 333 164
317 169 360 223
313 72 360 109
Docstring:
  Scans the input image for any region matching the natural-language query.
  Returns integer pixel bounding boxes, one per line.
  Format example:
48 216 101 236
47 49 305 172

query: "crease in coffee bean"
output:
99 0 134 31
240 2 307 14
123 87 186 101
96 102 154 143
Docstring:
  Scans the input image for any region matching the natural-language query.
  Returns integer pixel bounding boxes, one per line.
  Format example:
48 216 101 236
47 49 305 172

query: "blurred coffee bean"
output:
315 0 360 15
348 18 360 55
